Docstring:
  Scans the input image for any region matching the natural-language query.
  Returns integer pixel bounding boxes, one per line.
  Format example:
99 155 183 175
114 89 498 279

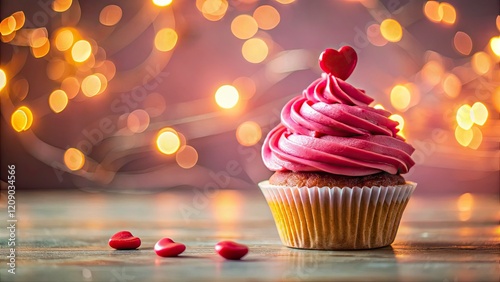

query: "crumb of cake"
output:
269 171 405 187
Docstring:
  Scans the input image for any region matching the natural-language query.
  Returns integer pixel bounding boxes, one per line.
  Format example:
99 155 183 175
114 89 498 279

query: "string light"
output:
53 0 73 12
390 84 411 111
49 90 69 113
176 145 199 169
0 16 16 36
380 19 403 42
71 40 92 62
453 31 472 56
100 5 123 26
64 148 85 171
242 38 269 63
127 109 150 133
489 36 500 56
471 52 491 75
456 104 473 130
156 128 181 155
11 106 33 132
468 127 483 150
0 69 6 91
153 0 173 7
253 5 281 30
438 2 456 25
215 85 239 109
81 75 101 97
154 28 178 52
231 15 258 40
455 125 472 147
442 73 461 98
470 102 488 126
236 121 262 146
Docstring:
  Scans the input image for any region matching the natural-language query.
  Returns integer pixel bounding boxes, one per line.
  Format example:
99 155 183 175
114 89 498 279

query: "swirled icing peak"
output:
262 47 415 176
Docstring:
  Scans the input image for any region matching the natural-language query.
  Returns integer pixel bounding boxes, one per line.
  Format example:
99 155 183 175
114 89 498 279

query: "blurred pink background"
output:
0 0 499 195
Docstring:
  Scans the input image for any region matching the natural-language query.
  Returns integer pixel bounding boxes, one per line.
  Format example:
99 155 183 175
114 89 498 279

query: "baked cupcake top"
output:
262 47 415 176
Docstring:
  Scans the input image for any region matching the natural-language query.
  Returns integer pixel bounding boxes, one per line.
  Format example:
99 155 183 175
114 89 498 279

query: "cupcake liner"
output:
259 181 416 250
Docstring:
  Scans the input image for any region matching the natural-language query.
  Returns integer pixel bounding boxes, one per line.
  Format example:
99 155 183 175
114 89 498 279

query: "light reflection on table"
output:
0 188 498 282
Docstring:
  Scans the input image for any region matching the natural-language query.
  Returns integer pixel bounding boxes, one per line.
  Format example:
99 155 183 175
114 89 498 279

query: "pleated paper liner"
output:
259 181 416 250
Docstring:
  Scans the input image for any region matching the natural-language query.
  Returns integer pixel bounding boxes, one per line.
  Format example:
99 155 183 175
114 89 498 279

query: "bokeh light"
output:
127 109 150 133
11 11 25 30
154 28 178 52
489 36 500 56
11 109 28 132
215 85 239 109
380 19 403 42
453 31 472 56
456 104 473 130
471 51 491 75
49 90 69 113
442 73 461 98
0 16 16 36
55 28 75 51
32 40 50 58
231 15 258 40
389 114 404 132
455 125 472 147
470 102 488 126
99 5 123 26
493 87 500 113
81 75 102 97
438 2 456 25
47 59 67 81
233 76 256 100
176 145 199 169
156 128 181 155
0 69 6 91
236 121 262 146
390 84 411 111
95 60 116 81
30 28 49 48
53 0 73 12
61 76 80 99
423 0 441 23
142 92 166 117
11 106 33 132
367 24 388 47
71 40 92 62
275 0 295 4
197 0 229 21
153 0 173 7
1 31 16 43
11 78 29 102
373 104 385 110
64 148 85 171
94 73 108 95
242 38 269 63
468 126 483 150
253 5 280 30
421 61 444 86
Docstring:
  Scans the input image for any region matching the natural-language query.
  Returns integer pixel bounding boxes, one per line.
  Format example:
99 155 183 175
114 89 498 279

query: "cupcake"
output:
259 46 416 250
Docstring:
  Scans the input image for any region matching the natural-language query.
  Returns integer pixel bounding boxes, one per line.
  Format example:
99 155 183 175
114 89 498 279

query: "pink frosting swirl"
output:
262 73 415 176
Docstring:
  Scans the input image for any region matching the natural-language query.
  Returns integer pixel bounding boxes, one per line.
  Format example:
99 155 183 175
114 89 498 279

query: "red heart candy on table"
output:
109 231 141 250
215 240 249 260
319 46 358 80
154 238 186 257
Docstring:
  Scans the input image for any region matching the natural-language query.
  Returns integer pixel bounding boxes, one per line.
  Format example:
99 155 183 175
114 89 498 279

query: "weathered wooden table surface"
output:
0 188 499 282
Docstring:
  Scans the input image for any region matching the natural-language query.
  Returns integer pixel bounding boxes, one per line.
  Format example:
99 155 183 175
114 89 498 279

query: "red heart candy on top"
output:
215 240 248 260
109 231 141 250
319 46 358 80
154 238 186 257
